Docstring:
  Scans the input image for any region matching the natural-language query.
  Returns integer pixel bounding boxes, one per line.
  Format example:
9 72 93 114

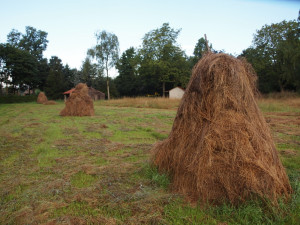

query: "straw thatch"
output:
152 53 292 205
60 83 94 116
37 92 48 104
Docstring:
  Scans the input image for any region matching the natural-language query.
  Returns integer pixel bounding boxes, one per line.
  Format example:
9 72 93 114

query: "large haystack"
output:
37 92 48 104
60 83 94 116
152 53 292 205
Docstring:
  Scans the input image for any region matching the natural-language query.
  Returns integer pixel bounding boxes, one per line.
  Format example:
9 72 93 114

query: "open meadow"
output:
0 97 299 224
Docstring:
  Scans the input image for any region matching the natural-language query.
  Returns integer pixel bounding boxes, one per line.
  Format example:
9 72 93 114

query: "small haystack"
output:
37 92 48 104
43 100 56 105
60 83 94 116
152 53 292 205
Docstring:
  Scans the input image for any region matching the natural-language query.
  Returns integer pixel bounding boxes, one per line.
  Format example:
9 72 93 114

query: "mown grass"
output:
99 97 181 109
0 97 299 224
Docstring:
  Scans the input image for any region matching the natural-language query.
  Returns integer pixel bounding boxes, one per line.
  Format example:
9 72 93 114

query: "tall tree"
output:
79 57 99 87
6 29 22 47
88 30 119 100
0 43 38 93
242 19 299 92
44 56 66 99
63 64 76 90
191 37 213 66
140 23 181 61
0 44 11 93
36 58 49 90
6 26 49 92
7 26 48 60
139 23 190 97
115 47 139 96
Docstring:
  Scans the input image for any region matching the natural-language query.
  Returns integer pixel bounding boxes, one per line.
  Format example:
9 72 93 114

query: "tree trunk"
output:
279 81 284 93
162 82 165 98
107 78 110 100
106 66 110 100
5 75 9 95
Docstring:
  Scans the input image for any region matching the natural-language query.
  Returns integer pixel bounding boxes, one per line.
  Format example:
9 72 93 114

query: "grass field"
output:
0 97 299 224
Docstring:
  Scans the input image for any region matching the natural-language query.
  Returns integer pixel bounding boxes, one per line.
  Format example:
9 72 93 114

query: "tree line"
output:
0 15 299 100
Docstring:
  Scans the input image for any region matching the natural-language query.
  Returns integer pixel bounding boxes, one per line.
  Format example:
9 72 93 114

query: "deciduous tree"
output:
242 19 299 93
8 26 48 60
0 44 38 93
139 23 190 97
88 30 119 100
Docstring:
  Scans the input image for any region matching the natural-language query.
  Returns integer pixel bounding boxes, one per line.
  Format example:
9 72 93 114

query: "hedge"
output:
0 95 37 104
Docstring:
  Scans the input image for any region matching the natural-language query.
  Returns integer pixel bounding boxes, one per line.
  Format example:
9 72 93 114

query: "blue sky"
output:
1 0 299 75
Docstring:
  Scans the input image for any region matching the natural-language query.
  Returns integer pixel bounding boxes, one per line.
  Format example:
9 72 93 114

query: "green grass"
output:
141 164 171 190
0 99 299 224
95 157 109 166
52 201 98 217
258 98 300 113
1 152 20 166
164 179 300 224
70 171 97 188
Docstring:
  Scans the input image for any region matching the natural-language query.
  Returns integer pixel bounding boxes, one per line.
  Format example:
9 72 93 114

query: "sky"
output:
0 0 299 76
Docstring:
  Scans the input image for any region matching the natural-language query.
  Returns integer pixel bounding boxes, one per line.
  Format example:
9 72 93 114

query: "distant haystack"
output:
43 100 56 105
152 53 292 205
60 83 94 116
37 92 48 104
63 87 105 102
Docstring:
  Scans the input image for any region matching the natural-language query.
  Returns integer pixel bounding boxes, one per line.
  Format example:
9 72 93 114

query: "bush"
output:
0 95 37 104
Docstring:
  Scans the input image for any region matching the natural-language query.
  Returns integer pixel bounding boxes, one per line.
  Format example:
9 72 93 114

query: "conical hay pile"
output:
60 83 94 116
37 92 48 104
152 53 292 204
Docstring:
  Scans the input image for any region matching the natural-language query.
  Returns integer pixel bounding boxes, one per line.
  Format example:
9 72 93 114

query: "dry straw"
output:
60 83 95 116
152 53 292 205
37 92 48 104
43 100 56 105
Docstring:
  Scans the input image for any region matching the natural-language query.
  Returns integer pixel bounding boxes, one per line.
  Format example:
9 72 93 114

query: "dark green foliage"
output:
78 57 99 87
2 19 299 98
115 47 140 96
0 43 38 92
44 56 68 99
0 95 37 104
1 26 48 93
114 24 191 97
36 58 50 91
92 76 119 98
63 64 76 90
191 37 213 66
7 26 48 60
242 19 300 93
